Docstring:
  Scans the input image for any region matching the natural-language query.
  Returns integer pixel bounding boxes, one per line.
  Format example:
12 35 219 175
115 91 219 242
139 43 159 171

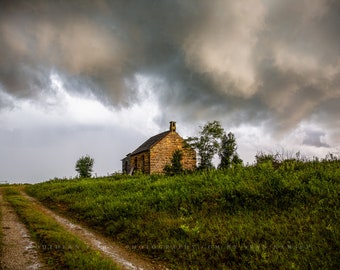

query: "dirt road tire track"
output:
0 193 47 270
21 192 167 270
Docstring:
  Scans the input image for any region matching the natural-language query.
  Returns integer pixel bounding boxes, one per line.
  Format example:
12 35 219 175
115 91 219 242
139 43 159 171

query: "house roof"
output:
130 131 170 155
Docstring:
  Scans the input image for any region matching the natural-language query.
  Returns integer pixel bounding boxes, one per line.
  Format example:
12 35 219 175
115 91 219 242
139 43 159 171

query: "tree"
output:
164 149 183 175
75 155 94 178
255 151 280 168
186 121 224 170
218 132 242 169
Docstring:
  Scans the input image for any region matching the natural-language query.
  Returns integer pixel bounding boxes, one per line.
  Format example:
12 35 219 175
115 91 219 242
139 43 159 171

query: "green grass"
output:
0 191 2 258
26 160 340 269
2 187 120 270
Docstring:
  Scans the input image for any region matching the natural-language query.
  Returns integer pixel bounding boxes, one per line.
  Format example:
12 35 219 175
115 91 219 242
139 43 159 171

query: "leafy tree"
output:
164 149 183 175
186 121 224 170
75 155 94 178
218 132 243 169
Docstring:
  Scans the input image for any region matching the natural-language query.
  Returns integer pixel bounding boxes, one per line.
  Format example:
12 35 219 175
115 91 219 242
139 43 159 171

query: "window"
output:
141 155 145 173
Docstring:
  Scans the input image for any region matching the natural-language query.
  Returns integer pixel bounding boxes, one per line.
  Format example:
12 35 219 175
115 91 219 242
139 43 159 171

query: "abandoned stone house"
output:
122 121 196 174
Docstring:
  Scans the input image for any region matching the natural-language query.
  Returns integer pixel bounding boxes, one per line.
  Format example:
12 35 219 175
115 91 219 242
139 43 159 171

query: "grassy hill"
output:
26 159 340 269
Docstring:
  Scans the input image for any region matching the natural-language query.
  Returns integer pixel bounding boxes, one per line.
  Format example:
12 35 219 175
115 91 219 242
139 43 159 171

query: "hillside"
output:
26 160 340 269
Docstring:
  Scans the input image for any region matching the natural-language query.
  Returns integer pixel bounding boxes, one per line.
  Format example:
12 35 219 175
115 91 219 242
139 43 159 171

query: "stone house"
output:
122 121 196 174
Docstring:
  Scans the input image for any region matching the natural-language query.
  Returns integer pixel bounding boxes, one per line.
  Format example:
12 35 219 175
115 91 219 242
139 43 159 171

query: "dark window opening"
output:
141 155 145 173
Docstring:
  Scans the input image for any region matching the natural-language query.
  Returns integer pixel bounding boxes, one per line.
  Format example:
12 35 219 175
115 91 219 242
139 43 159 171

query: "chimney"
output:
169 121 176 132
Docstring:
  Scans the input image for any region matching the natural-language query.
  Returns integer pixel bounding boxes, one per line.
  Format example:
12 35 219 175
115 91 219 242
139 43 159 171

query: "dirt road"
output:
1 191 167 270
0 193 46 270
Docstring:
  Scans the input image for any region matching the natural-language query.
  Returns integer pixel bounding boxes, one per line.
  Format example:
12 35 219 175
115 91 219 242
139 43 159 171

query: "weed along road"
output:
1 189 166 269
21 192 166 270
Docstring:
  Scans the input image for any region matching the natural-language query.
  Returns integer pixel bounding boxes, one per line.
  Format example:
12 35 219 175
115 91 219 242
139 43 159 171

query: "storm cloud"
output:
1 0 340 129
1 0 340 182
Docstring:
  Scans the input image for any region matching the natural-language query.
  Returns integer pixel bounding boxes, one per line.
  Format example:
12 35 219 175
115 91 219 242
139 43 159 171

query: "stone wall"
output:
128 131 196 175
130 151 150 174
122 154 131 174
149 132 196 174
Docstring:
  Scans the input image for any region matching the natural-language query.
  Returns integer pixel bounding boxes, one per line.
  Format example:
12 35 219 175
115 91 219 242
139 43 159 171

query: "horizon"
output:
1 0 339 183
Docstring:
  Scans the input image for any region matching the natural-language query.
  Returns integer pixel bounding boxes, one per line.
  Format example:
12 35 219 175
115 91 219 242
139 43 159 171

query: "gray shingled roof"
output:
130 131 170 155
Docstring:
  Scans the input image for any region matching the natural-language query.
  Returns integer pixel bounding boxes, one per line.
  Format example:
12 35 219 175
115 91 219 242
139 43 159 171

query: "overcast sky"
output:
1 0 339 183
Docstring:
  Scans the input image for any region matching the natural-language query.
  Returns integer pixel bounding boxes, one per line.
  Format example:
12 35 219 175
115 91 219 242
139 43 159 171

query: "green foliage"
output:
2 187 119 270
0 195 2 257
219 132 243 169
187 121 242 170
164 149 183 175
186 121 224 169
75 155 94 178
26 158 340 269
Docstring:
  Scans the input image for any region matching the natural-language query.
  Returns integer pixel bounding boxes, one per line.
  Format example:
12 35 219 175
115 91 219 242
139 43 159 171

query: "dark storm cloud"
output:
256 0 340 131
0 0 139 106
1 0 340 138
